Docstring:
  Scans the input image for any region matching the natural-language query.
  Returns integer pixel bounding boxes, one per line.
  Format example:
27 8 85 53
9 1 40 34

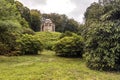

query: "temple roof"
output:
44 19 52 23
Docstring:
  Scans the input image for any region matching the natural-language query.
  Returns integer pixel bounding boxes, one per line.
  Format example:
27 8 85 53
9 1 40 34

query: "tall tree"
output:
85 2 104 22
0 0 19 20
15 1 31 26
30 9 41 31
84 1 120 70
64 19 79 32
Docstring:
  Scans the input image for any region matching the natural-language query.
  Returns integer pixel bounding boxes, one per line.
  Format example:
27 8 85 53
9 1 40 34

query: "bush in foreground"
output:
0 20 23 56
53 33 84 57
85 21 120 71
17 34 43 55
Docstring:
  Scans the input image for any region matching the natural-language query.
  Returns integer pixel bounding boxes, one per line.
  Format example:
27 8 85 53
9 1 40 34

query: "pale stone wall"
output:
41 19 55 32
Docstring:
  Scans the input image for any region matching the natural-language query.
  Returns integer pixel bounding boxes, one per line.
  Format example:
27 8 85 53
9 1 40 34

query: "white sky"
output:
17 0 98 23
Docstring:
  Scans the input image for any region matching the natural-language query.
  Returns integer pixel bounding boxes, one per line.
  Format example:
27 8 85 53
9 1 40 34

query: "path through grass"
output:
0 50 120 80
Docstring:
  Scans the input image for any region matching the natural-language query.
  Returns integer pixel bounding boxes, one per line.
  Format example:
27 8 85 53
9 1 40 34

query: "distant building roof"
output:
41 18 53 24
45 19 52 23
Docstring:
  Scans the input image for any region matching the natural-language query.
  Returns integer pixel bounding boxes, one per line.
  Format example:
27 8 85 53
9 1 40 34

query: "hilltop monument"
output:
41 19 55 32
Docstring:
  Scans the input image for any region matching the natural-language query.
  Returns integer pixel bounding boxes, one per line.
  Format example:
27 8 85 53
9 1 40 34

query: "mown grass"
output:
0 50 120 80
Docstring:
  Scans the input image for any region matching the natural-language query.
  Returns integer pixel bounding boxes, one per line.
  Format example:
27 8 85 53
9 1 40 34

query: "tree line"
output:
15 1 79 33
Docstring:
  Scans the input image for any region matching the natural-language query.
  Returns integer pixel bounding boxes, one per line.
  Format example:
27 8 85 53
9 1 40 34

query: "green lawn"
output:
0 50 120 80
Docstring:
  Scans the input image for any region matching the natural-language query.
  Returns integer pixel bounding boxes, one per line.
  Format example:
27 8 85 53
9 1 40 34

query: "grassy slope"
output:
35 32 61 49
0 50 120 80
35 32 61 42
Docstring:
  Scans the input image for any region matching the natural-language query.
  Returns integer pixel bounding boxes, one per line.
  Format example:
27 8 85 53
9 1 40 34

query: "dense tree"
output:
15 1 31 26
0 20 22 55
64 19 79 32
0 0 30 55
85 2 104 22
84 1 120 71
101 1 120 21
0 0 19 20
30 9 42 31
83 3 104 40
15 1 42 31
0 0 29 28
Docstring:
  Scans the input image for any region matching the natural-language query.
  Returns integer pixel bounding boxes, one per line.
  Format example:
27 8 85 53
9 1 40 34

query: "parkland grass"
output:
0 50 120 80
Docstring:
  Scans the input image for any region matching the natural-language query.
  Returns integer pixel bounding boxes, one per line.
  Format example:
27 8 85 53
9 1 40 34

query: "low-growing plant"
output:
22 27 35 35
53 33 84 57
0 42 9 55
17 34 43 55
59 31 74 39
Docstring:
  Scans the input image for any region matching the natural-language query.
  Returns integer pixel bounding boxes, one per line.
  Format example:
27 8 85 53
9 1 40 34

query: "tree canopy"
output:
84 1 120 71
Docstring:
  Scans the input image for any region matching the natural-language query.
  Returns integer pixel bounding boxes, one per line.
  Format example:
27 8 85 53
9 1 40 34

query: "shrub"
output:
59 31 74 39
17 34 43 55
85 21 120 71
22 28 35 35
0 42 9 55
53 34 84 57
0 20 22 54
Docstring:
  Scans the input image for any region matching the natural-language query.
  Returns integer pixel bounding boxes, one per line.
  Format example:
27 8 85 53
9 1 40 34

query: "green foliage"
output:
22 27 35 35
64 19 79 32
53 33 84 57
30 9 42 31
0 0 18 20
17 34 43 55
101 3 120 21
0 20 22 51
77 24 85 35
0 0 33 55
0 20 25 56
15 1 31 27
59 31 77 39
85 2 104 21
0 0 29 28
35 32 61 50
0 42 9 55
84 1 120 71
85 21 120 71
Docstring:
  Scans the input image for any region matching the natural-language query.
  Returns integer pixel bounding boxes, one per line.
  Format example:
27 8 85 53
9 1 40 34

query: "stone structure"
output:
41 19 55 32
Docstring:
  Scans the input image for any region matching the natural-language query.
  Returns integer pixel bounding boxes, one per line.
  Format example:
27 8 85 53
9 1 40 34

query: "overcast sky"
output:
17 0 98 23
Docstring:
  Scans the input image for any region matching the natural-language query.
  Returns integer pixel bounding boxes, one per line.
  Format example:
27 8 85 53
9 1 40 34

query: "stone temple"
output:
41 19 55 32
